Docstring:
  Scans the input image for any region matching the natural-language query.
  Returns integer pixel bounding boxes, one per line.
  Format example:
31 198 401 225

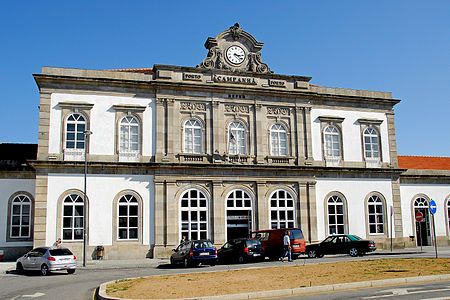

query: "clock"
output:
226 45 245 65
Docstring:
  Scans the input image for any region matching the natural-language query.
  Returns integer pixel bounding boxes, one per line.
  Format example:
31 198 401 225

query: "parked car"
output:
16 247 77 276
306 234 376 258
170 240 217 267
218 238 264 264
250 228 306 260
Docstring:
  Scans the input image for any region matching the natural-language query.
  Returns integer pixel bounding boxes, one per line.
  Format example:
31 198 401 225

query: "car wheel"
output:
170 257 175 266
308 249 317 258
67 269 75 274
210 260 216 266
16 262 24 274
349 247 359 257
238 255 245 264
358 251 365 257
40 264 49 276
183 258 190 268
317 253 324 258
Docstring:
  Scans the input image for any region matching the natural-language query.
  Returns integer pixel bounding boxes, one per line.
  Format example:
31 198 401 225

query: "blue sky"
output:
1 1 448 156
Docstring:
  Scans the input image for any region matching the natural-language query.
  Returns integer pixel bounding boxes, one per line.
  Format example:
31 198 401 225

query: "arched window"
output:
270 190 295 229
118 194 139 240
228 121 246 155
66 113 86 149
327 195 346 234
183 119 202 154
363 128 380 159
323 125 341 158
414 197 429 208
180 189 208 240
368 195 384 234
10 194 32 238
447 198 450 234
119 116 139 153
270 124 287 156
62 194 84 241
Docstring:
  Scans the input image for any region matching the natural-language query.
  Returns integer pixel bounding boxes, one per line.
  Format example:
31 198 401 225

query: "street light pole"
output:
83 130 92 267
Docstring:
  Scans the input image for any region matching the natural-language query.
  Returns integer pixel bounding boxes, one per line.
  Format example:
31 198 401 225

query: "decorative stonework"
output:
197 23 272 74
225 104 249 113
180 102 206 111
267 107 290 115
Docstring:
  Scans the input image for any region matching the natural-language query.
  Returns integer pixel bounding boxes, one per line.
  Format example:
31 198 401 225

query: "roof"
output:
105 68 153 74
398 155 450 171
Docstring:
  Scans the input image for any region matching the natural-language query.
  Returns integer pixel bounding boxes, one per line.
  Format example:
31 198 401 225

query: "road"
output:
0 248 449 300
274 280 450 300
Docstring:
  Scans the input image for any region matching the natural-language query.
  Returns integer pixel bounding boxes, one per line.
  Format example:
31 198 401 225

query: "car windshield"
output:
245 239 261 247
193 241 214 249
49 248 73 256
348 235 361 241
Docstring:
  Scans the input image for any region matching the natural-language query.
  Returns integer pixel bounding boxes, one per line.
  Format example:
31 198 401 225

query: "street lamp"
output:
83 130 93 267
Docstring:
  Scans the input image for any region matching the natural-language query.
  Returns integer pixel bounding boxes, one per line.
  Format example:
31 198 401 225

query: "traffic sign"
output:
415 211 423 222
430 200 437 214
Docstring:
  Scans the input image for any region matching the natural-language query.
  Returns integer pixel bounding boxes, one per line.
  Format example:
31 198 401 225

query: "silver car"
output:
16 247 77 276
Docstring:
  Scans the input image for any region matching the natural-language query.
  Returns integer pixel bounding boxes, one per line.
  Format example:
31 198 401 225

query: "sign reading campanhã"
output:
214 75 257 85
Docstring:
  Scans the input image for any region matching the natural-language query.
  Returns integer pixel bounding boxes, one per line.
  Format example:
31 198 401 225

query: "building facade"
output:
1 24 449 260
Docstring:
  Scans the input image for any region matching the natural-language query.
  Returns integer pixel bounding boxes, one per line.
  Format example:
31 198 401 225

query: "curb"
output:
97 273 450 300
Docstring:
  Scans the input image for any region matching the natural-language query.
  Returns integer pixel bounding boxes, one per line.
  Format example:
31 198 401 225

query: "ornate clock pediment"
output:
197 23 273 74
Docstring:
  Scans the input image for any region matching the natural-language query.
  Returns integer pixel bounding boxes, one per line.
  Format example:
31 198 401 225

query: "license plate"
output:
199 252 209 256
293 244 299 247
253 253 260 256
60 258 69 262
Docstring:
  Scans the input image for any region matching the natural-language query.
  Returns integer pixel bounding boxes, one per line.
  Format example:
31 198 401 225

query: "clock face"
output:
226 45 245 65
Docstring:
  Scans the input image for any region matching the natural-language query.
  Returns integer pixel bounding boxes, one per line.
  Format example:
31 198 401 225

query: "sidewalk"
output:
1 246 448 274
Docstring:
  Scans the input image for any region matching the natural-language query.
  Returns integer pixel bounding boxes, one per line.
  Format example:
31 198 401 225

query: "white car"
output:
16 247 77 276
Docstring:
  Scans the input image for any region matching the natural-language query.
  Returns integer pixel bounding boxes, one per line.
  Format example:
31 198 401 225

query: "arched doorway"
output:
226 189 253 240
413 197 431 246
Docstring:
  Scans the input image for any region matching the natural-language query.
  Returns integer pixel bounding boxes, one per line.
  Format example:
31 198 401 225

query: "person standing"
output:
280 231 292 262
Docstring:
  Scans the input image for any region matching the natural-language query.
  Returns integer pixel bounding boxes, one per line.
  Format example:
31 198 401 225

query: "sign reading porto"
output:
214 75 257 85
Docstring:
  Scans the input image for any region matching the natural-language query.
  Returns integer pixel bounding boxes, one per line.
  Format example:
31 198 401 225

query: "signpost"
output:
390 206 394 252
429 200 438 258
415 211 424 252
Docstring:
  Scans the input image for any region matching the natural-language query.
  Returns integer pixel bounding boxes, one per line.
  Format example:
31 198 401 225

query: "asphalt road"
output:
273 280 450 300
0 249 449 300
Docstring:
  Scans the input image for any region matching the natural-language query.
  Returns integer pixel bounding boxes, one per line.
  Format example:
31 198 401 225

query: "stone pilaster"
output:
386 111 399 168
304 106 313 163
37 92 51 160
295 106 306 164
256 182 269 230
391 176 403 240
166 99 175 161
211 101 221 161
299 183 309 242
307 182 318 242
155 98 166 162
254 103 266 163
165 181 178 246
212 181 226 245
153 180 167 257
33 171 49 247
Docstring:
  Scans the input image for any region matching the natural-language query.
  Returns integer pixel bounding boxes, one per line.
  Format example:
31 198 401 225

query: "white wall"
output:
48 93 155 156
0 179 35 247
400 184 450 238
315 178 394 240
310 109 390 163
46 174 154 247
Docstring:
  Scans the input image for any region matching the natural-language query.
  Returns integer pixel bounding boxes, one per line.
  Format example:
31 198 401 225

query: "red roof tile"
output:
398 156 450 170
105 68 153 74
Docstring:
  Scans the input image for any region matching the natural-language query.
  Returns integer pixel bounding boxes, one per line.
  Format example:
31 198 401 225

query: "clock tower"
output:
198 23 272 74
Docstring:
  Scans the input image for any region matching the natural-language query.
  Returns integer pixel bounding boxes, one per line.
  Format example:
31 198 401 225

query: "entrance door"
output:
413 197 431 246
226 190 253 240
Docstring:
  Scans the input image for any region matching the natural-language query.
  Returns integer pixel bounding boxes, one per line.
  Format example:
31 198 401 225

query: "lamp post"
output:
83 130 92 267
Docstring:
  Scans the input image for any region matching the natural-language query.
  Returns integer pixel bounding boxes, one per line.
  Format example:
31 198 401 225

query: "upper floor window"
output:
119 116 139 153
66 113 86 150
270 124 287 156
363 128 380 159
323 125 341 158
10 194 32 238
118 194 139 240
62 194 84 241
228 121 246 155
368 195 384 234
184 119 202 154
